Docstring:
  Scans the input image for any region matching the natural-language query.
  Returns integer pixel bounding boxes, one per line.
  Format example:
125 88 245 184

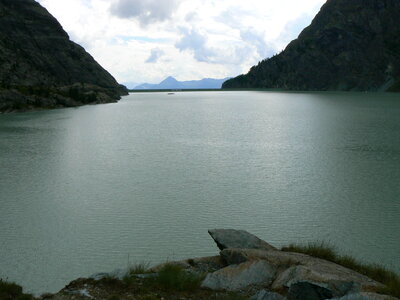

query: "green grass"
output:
151 264 204 292
0 279 33 300
281 242 400 297
122 262 151 286
127 262 150 275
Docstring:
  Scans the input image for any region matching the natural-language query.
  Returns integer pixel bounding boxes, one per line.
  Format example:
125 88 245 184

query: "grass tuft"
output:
152 264 204 292
0 279 33 300
281 242 400 297
128 262 150 275
282 242 337 261
123 262 151 286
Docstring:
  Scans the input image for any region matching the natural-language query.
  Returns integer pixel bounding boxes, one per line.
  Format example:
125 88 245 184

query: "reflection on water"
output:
0 91 399 294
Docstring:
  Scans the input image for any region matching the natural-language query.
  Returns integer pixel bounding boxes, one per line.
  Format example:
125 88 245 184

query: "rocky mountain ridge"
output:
223 0 400 92
0 0 127 112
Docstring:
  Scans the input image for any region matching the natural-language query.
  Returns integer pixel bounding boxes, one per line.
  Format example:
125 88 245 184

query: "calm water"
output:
0 91 399 294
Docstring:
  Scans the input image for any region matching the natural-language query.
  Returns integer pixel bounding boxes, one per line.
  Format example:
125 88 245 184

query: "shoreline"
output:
2 229 399 300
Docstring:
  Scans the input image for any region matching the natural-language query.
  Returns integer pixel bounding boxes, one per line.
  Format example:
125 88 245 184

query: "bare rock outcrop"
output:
208 229 277 251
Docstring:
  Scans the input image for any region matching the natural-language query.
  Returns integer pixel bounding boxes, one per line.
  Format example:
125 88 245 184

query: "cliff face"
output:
223 0 400 92
0 0 128 112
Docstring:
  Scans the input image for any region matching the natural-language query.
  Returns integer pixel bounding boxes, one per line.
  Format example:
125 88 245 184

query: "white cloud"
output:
175 27 216 63
145 48 165 63
37 0 327 84
110 0 182 26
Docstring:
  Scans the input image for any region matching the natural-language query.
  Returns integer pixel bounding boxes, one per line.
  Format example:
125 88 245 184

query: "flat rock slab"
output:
219 248 381 293
201 260 276 291
331 293 400 300
208 229 276 251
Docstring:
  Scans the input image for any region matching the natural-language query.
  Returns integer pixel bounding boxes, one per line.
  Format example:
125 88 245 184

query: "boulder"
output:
201 260 276 291
330 293 400 300
208 229 276 251
271 264 376 294
287 281 333 300
218 248 380 293
251 289 287 300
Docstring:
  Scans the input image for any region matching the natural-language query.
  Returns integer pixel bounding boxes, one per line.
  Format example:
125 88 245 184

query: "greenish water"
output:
0 91 399 295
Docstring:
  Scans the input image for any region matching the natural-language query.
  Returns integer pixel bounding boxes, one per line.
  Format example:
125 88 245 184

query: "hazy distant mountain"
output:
122 82 140 89
223 0 400 92
134 76 230 90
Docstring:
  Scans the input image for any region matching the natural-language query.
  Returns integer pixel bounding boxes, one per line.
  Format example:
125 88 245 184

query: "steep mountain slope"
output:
134 76 229 90
223 0 400 92
0 0 127 112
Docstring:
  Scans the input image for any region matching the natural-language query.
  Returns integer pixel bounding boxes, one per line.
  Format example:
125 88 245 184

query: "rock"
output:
287 281 333 300
251 289 287 300
271 264 377 294
330 293 400 300
223 0 400 92
90 268 128 280
134 273 157 279
208 229 276 251
219 248 380 293
201 260 276 291
150 255 224 274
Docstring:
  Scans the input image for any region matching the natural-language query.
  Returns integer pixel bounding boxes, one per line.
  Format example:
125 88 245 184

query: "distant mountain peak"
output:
134 76 230 90
161 76 179 84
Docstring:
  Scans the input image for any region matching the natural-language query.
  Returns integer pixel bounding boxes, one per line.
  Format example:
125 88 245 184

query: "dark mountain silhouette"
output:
0 0 127 112
223 0 400 92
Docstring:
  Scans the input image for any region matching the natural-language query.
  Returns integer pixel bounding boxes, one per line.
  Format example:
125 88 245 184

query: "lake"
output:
0 91 399 295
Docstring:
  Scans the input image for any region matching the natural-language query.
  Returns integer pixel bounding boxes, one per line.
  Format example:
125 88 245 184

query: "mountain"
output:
0 0 127 112
134 76 230 90
223 0 400 92
122 81 140 89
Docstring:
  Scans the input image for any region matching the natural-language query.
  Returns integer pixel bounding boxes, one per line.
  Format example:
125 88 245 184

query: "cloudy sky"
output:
37 0 326 86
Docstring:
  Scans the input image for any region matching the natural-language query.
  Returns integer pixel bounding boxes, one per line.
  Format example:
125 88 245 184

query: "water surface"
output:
0 91 399 294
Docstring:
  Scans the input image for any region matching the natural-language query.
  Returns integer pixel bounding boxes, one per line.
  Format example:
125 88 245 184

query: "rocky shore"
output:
34 229 398 300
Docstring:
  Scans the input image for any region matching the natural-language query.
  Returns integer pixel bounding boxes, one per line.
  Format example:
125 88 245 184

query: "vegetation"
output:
151 264 204 292
0 279 33 300
282 242 400 297
127 262 150 275
98 262 247 300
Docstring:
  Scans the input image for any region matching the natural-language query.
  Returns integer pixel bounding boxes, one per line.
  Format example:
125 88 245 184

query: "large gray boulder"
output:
330 293 400 300
219 248 381 293
208 229 276 251
271 264 375 293
201 260 276 291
